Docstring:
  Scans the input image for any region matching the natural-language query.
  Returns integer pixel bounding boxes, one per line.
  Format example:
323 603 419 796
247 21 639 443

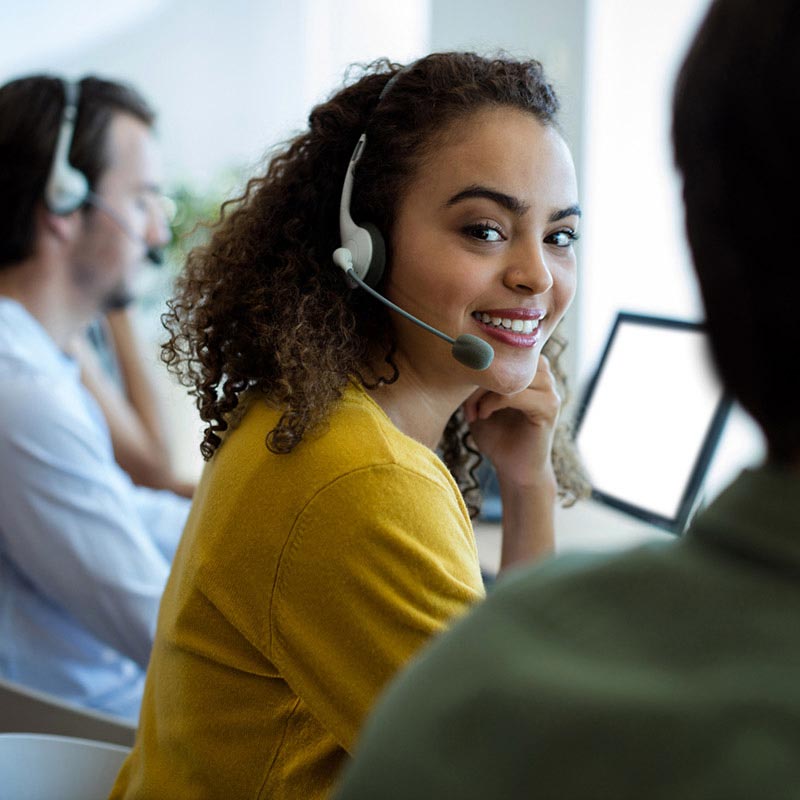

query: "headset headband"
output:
333 64 416 287
44 78 89 215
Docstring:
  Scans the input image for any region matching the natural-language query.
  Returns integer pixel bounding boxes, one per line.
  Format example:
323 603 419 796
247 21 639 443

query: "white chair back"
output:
0 733 129 800
0 677 135 747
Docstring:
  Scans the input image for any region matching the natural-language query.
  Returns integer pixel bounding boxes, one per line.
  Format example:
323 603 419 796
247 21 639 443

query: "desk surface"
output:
474 498 673 576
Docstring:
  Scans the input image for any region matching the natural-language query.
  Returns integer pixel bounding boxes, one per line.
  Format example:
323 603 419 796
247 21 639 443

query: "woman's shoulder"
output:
211 382 446 490
320 381 451 485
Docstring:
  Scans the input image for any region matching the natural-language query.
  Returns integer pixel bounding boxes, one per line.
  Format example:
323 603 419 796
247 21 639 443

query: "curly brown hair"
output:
163 52 589 514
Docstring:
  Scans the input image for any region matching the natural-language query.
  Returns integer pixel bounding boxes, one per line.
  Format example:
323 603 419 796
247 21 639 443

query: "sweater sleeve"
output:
270 463 484 753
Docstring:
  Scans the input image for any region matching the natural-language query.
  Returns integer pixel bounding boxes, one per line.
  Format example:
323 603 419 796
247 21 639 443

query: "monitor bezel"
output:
573 311 732 534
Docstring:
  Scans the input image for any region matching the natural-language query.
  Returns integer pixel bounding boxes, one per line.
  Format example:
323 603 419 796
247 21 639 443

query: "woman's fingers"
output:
463 387 491 423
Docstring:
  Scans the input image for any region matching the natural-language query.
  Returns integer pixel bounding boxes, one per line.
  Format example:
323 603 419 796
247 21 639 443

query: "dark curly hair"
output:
163 52 589 514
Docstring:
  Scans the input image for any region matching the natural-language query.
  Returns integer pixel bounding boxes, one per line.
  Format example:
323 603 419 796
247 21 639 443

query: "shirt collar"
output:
687 463 800 576
0 297 79 379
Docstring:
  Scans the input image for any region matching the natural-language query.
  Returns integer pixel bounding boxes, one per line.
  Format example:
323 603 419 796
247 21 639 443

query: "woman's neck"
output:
364 352 474 450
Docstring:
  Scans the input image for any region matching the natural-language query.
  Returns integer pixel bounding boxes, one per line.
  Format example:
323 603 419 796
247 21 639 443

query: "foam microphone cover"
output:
146 247 164 266
451 334 494 371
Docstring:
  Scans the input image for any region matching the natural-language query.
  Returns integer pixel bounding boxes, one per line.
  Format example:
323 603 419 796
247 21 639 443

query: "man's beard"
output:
102 281 135 312
72 257 137 313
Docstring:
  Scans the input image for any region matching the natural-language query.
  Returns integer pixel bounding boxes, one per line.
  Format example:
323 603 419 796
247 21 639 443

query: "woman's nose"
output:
503 243 553 295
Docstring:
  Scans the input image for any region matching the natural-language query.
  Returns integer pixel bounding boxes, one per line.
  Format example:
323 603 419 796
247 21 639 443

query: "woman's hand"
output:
463 354 561 569
463 354 561 489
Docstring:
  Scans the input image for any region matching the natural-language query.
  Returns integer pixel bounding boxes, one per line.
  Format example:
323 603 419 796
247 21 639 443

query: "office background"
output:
0 0 761 499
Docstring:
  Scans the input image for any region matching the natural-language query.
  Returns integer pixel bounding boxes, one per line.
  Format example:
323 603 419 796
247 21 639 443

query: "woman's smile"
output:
471 308 546 347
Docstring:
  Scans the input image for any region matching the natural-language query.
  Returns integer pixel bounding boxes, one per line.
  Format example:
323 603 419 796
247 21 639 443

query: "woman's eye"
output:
547 229 580 248
463 223 504 242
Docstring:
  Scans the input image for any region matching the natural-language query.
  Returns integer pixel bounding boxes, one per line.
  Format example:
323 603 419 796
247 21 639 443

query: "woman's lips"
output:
471 311 543 348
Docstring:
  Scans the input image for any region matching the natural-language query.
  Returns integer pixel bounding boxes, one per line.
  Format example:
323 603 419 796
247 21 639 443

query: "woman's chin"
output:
480 361 539 396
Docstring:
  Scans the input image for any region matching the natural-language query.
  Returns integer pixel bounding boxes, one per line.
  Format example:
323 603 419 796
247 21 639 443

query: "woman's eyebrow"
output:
549 204 582 222
444 185 530 215
445 186 582 224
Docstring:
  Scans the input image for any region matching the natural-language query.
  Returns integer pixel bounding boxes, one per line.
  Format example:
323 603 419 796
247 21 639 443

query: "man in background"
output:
0 75 190 721
335 0 800 796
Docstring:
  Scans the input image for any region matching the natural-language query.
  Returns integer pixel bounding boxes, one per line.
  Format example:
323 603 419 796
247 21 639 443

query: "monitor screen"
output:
574 312 731 533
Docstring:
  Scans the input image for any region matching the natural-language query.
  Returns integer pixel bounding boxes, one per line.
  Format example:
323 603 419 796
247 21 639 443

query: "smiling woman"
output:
110 53 589 800
385 106 580 403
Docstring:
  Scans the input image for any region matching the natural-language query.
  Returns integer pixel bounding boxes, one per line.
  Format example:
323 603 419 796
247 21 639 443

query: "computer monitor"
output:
574 312 731 534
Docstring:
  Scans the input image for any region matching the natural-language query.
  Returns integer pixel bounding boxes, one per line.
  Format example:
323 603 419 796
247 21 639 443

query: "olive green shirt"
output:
336 466 800 800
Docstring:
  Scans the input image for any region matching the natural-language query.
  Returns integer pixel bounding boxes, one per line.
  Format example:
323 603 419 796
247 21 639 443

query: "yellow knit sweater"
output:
111 381 484 799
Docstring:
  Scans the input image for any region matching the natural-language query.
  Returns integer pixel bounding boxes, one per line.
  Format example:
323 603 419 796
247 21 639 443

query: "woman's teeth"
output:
474 312 539 334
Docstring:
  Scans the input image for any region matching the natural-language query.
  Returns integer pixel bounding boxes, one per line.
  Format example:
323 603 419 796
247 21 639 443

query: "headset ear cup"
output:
361 222 386 288
46 166 89 215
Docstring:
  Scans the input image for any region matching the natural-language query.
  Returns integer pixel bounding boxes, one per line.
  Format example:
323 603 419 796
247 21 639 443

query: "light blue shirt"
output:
0 298 191 721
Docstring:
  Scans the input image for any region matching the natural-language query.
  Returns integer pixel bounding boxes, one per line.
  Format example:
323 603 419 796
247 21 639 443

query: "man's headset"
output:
331 69 494 372
44 78 164 266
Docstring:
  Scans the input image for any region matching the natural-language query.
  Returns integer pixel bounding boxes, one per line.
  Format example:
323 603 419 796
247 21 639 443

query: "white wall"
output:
301 0 430 110
580 0 709 377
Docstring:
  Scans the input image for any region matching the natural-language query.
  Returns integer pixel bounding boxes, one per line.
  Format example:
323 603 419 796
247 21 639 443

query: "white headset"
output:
331 70 408 289
333 132 386 288
44 78 90 215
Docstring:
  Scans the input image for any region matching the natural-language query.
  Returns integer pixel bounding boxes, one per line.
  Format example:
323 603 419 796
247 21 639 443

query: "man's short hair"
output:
0 75 156 268
672 0 800 463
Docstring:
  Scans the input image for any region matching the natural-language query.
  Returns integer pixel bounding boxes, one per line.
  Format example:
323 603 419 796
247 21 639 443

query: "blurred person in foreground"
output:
335 2 800 797
0 75 190 721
